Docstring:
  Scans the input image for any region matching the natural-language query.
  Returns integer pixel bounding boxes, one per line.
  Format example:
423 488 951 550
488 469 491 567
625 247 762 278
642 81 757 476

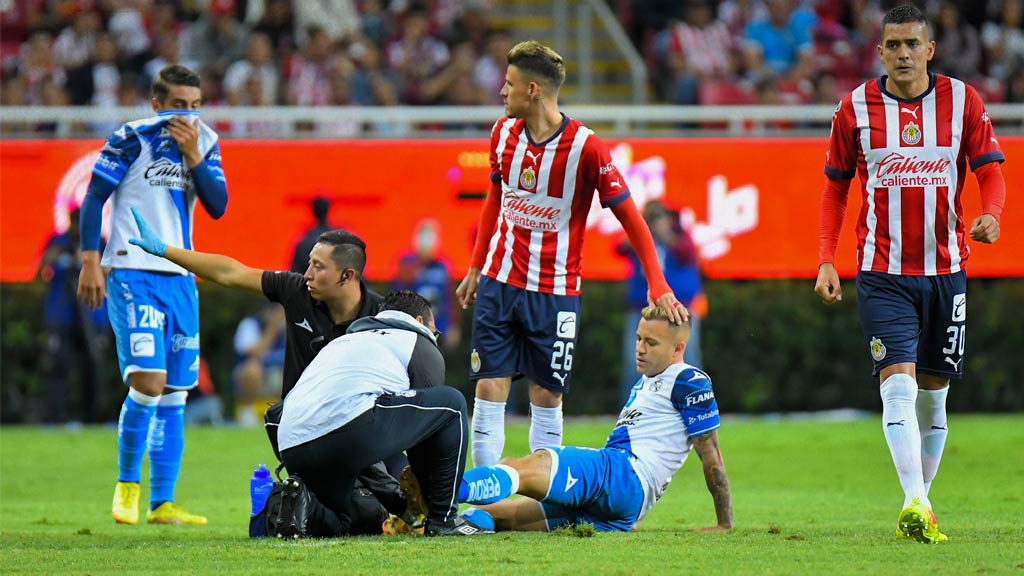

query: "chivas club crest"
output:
901 121 922 145
870 337 887 362
471 349 481 373
519 166 537 189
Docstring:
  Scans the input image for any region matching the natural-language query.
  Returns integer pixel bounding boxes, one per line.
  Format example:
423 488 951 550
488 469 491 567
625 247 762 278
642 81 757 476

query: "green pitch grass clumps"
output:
2 416 1022 575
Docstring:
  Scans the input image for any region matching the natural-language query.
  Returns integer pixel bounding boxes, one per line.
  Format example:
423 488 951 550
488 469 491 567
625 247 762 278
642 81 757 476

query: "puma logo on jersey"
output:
944 356 962 370
525 150 541 164
295 318 313 333
900 106 919 119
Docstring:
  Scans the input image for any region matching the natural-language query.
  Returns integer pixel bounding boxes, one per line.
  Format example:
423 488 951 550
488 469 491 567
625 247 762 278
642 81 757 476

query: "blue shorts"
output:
539 446 644 532
856 271 966 379
469 276 581 393
107 269 200 389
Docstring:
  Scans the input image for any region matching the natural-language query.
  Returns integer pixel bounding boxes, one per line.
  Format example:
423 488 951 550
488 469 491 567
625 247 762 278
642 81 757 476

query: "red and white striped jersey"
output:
825 74 1005 276
483 115 630 295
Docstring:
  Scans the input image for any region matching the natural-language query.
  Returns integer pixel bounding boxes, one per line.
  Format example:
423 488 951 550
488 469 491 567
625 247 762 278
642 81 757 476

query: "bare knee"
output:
500 450 552 500
528 382 562 408
476 377 512 402
128 371 167 397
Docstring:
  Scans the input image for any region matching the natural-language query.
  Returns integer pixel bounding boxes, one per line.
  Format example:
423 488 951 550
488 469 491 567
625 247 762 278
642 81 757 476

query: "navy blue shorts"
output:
856 271 966 379
469 276 581 393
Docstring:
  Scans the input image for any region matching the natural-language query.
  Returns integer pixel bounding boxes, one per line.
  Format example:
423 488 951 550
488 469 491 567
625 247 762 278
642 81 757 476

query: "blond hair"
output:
507 40 566 91
640 305 692 337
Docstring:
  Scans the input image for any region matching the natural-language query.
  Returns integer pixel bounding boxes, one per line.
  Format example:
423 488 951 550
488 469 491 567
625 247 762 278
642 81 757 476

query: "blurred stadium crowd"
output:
1 0 1021 120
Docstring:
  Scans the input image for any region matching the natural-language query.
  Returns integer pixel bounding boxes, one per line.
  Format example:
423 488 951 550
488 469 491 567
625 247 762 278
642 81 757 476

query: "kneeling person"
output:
278 290 491 537
458 305 732 532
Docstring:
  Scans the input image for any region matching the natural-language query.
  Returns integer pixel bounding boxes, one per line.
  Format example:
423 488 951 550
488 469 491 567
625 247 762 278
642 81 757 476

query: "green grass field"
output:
2 415 1023 575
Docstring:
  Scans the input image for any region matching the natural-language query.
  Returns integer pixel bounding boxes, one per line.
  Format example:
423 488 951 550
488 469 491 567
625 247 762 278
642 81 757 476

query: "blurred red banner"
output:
2 137 1021 283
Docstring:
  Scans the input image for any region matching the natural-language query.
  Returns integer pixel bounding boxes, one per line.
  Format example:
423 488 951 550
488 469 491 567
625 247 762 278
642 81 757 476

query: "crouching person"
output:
277 290 492 537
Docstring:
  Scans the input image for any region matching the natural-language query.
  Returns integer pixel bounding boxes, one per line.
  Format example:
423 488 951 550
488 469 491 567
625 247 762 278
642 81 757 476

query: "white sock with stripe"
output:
916 387 949 495
880 374 929 508
471 398 506 467
529 403 563 453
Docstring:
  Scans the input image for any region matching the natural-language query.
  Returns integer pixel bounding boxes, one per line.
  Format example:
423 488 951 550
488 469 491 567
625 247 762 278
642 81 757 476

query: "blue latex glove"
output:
128 207 167 257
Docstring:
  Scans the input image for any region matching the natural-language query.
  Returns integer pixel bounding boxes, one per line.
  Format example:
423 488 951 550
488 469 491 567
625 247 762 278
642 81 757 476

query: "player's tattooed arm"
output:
692 430 733 532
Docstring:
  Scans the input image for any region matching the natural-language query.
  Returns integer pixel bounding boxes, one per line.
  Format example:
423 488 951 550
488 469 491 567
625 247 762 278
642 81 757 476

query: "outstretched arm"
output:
691 430 733 532
128 207 263 293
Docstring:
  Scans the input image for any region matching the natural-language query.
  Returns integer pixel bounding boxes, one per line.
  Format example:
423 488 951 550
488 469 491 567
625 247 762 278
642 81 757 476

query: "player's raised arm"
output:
691 430 733 533
128 207 263 293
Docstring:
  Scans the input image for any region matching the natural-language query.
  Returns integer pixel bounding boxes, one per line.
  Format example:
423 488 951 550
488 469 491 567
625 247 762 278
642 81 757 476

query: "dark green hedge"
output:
3 278 1022 422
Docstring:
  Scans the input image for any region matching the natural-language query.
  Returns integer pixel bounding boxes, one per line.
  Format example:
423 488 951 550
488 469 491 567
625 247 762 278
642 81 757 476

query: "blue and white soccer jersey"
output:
94 110 223 274
93 111 222 387
539 362 720 531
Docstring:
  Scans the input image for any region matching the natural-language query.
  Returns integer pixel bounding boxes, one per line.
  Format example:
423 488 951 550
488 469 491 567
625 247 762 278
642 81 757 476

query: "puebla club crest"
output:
519 166 537 190
901 121 922 145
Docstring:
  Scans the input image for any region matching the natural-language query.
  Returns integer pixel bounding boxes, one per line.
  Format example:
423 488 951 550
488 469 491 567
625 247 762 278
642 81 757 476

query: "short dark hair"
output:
882 4 929 36
380 290 433 320
152 65 201 102
507 40 566 91
312 197 330 223
316 229 367 275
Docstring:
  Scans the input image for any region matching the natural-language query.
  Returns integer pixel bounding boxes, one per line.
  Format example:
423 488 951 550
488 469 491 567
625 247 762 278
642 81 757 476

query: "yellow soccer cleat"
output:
146 502 208 525
112 482 141 525
399 465 427 528
895 498 945 543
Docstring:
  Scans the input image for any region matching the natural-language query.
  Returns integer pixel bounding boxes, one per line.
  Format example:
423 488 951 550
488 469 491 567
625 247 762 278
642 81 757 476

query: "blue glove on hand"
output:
128 207 167 257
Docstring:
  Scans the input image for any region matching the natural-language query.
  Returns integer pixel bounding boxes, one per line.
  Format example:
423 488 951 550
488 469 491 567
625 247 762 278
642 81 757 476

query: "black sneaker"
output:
424 515 495 537
273 476 312 539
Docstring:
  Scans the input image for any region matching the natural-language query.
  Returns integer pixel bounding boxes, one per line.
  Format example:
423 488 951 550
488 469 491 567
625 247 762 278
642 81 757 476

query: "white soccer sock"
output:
471 398 506 467
528 404 563 453
917 387 949 495
880 374 929 508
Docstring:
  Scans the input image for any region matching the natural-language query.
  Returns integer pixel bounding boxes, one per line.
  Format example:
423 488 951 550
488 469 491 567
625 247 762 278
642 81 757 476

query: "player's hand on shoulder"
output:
814 263 842 304
969 214 1000 244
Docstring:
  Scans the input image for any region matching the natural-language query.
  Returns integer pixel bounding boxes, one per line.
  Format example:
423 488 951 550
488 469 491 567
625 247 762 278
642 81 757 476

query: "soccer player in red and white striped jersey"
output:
457 41 686 468
814 5 1007 543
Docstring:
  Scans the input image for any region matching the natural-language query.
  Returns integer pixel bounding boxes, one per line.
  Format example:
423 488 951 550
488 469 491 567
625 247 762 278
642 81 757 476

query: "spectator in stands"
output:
663 0 740 105
743 0 817 82
183 0 248 77
350 39 402 107
981 0 1024 84
106 5 151 71
17 31 66 106
386 5 450 104
252 0 296 59
719 0 767 37
66 31 121 107
420 39 484 105
286 25 334 106
294 0 360 46
932 1 981 81
359 0 395 48
475 29 514 105
52 8 100 72
224 32 279 106
144 34 199 88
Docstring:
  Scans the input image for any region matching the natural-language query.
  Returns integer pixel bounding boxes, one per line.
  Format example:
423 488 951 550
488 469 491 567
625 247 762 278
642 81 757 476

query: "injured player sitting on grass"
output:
414 305 733 533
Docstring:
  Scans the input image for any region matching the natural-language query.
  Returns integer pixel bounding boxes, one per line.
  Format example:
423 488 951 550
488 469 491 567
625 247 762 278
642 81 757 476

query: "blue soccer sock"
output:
149 391 187 508
459 464 520 505
118 388 161 483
